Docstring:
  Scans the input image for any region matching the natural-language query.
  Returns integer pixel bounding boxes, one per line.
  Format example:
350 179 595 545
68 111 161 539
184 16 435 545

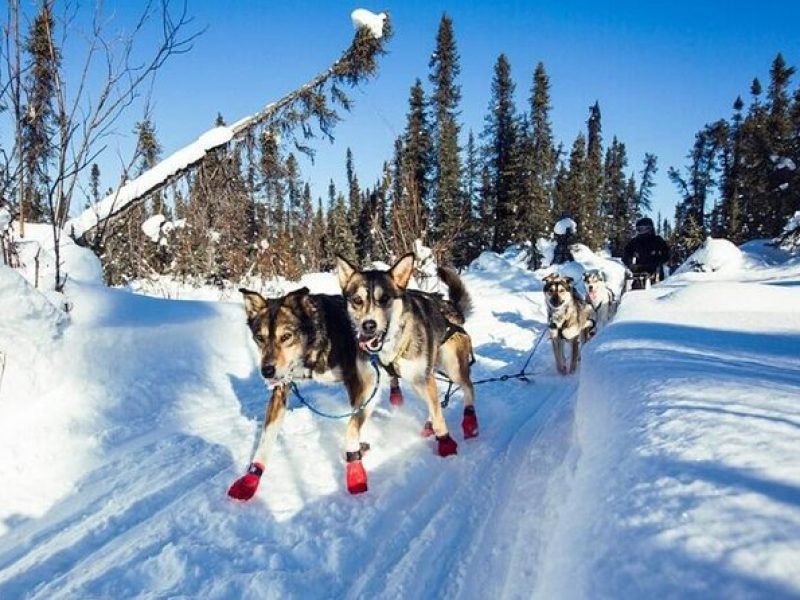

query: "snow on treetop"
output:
554 217 577 235
351 9 387 38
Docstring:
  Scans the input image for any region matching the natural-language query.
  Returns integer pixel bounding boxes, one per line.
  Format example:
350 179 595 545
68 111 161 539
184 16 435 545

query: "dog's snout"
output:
362 319 377 334
261 364 276 379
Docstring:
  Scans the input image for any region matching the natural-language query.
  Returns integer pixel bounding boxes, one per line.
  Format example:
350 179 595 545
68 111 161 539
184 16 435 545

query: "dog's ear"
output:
285 286 310 299
336 255 357 289
389 253 415 290
283 286 310 310
564 276 574 287
239 288 268 320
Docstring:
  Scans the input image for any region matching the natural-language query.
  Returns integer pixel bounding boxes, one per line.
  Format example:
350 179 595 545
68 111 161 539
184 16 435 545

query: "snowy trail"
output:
1 254 582 599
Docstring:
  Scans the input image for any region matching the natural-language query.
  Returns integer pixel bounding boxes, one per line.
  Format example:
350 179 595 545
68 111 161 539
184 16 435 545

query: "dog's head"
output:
543 273 575 310
239 287 312 383
582 269 607 297
336 253 414 353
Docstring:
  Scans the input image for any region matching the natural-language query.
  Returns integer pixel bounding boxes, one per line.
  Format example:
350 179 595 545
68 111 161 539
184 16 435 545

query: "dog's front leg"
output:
342 364 375 494
569 338 580 374
551 334 567 375
412 374 458 457
228 384 288 501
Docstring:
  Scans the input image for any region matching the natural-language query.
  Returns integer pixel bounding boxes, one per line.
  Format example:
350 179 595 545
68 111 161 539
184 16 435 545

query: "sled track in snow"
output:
345 379 575 599
0 433 230 599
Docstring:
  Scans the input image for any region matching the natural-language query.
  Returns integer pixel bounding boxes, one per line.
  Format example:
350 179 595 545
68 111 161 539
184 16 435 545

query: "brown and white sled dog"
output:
582 269 618 329
228 286 377 499
336 253 477 458
543 274 595 375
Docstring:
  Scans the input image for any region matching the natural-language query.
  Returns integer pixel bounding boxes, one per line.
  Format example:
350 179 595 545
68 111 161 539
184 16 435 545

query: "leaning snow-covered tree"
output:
67 9 393 256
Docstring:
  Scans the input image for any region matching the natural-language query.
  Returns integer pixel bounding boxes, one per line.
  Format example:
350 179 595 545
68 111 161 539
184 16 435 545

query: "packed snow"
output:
1 238 799 598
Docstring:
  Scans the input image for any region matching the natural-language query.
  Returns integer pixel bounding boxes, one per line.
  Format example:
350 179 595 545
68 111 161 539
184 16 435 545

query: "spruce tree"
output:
460 129 482 264
766 53 796 233
428 14 463 263
528 62 558 263
483 54 518 253
738 78 771 238
582 102 604 249
22 0 60 224
603 137 630 255
345 148 364 258
401 81 432 244
637 153 658 220
555 133 587 232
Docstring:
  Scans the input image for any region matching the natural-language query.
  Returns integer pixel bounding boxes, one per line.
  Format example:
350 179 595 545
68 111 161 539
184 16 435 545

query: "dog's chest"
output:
310 366 343 384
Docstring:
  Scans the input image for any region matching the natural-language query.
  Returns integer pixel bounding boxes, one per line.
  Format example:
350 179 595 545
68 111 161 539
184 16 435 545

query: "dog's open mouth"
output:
358 332 385 353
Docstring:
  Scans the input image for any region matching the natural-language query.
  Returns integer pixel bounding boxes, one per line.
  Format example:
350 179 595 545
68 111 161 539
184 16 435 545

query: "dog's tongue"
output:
358 335 382 352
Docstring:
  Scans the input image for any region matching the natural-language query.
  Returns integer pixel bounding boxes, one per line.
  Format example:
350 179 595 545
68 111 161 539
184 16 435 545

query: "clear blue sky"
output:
87 0 800 223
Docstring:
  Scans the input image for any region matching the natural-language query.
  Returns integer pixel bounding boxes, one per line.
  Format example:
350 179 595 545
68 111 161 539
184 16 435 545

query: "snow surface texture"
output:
350 8 387 38
1 241 800 598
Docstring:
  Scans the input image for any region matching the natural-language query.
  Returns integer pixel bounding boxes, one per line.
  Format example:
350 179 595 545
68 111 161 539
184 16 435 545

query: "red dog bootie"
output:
346 450 368 494
436 433 458 457
420 420 435 438
389 385 404 407
462 406 479 439
227 462 264 501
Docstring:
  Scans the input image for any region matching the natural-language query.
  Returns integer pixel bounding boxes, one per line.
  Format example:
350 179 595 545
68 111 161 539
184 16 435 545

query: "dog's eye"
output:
279 332 293 343
254 334 266 344
376 295 391 307
350 296 364 308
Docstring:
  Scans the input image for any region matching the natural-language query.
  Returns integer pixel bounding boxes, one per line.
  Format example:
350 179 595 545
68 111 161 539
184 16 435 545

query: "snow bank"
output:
13 222 103 289
537 265 800 598
675 237 743 274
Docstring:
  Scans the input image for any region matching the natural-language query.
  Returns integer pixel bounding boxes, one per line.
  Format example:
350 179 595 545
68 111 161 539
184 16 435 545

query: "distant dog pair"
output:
542 269 617 375
228 254 477 500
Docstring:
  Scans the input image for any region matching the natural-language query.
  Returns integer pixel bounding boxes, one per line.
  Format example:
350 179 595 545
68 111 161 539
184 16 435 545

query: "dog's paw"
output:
436 433 458 457
389 385 404 407
558 365 568 376
462 407 479 439
227 462 264 501
420 420 435 438
346 460 369 494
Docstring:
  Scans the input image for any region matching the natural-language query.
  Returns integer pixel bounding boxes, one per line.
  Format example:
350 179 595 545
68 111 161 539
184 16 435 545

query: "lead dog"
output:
228 286 377 499
543 273 595 375
336 253 477 458
582 269 618 329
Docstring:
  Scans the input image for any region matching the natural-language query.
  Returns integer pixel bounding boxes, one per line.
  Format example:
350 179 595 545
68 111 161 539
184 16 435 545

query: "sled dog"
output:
336 253 478 457
582 269 618 329
543 273 595 375
228 286 377 499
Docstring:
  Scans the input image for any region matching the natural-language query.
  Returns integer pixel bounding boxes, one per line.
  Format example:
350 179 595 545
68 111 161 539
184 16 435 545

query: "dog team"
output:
228 255 619 501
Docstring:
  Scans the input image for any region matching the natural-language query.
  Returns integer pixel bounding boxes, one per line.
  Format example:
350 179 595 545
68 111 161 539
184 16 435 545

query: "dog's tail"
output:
437 266 473 319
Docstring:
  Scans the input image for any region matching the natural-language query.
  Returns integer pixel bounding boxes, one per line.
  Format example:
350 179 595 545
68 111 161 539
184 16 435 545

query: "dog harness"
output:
588 288 616 313
377 320 471 380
